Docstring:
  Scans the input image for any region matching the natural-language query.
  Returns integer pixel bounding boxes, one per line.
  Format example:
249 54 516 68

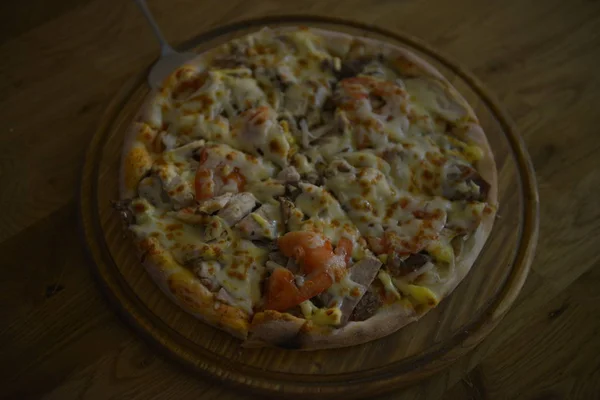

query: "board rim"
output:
79 14 539 398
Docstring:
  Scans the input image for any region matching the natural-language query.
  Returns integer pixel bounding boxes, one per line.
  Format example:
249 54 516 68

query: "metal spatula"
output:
134 0 197 89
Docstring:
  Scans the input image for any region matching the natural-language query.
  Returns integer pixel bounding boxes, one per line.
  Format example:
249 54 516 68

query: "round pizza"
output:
116 27 497 350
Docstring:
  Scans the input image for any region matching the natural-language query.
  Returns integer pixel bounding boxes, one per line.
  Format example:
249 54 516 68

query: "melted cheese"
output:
426 238 454 264
405 78 468 123
215 240 267 313
130 198 266 314
394 280 439 307
324 165 397 237
300 300 342 326
126 27 494 321
293 183 367 257
200 143 277 185
326 272 365 307
378 270 401 299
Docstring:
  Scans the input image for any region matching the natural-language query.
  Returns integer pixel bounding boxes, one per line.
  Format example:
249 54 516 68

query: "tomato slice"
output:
278 231 334 274
298 270 334 300
265 232 355 312
264 267 302 312
367 236 387 255
335 237 353 265
264 268 335 312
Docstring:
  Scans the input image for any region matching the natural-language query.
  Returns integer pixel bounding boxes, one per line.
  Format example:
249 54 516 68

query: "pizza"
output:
116 27 497 350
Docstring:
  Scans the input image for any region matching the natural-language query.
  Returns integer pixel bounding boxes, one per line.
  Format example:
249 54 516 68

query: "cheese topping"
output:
123 27 494 324
300 300 343 326
130 198 266 314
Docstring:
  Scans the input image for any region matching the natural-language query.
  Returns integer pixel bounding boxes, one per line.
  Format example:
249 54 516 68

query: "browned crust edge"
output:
119 120 155 199
246 304 417 350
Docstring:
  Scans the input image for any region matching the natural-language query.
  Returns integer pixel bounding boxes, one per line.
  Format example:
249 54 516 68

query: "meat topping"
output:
350 289 382 322
387 252 431 277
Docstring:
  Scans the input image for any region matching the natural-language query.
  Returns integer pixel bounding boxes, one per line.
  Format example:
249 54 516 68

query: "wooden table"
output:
2 0 599 398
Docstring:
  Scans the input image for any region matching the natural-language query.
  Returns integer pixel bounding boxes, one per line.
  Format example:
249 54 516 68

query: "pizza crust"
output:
247 302 417 350
244 310 307 349
118 27 498 350
138 237 250 338
440 124 497 298
120 125 154 199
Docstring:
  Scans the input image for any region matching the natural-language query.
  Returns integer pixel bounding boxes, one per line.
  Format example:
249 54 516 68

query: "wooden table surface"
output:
2 0 599 399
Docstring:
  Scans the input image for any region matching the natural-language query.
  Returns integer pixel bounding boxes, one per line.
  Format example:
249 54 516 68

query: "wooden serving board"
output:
80 16 539 399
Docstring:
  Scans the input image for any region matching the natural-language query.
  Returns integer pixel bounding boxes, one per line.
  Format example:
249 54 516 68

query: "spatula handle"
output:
133 0 175 56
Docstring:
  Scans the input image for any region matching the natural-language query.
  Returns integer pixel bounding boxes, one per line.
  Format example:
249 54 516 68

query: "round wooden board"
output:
80 16 539 399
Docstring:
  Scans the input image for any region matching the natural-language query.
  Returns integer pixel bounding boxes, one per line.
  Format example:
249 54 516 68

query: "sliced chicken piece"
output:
217 192 257 226
309 121 336 141
279 196 304 230
236 203 280 240
163 140 205 162
138 176 170 209
215 288 236 306
303 171 322 185
280 197 295 225
284 84 310 117
168 210 209 225
197 193 233 214
246 180 285 203
443 163 490 202
193 260 221 291
231 106 290 167
404 77 469 122
204 217 229 242
169 194 233 225
299 119 335 148
276 166 301 183
336 110 351 133
153 163 196 210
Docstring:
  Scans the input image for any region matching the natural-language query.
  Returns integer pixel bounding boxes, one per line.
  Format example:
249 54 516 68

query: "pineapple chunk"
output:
250 213 275 239
378 270 401 299
395 281 439 307
463 144 484 163
300 300 342 326
426 241 454 264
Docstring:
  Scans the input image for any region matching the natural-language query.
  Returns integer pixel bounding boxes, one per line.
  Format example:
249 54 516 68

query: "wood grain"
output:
1 0 599 399
78 17 537 398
